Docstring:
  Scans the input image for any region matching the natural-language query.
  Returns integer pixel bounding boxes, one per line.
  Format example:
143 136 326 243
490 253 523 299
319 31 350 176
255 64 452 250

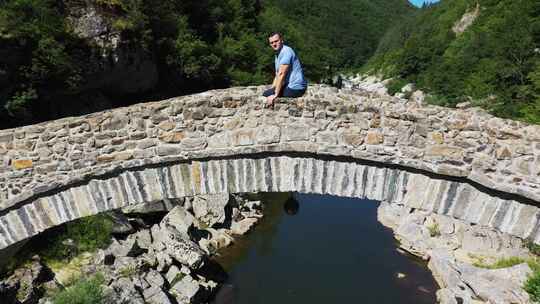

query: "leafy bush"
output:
386 78 409 95
42 214 114 263
52 273 107 304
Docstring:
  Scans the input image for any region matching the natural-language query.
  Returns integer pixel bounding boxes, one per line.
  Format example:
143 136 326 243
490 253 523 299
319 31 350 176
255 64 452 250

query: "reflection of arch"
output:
1 154 540 251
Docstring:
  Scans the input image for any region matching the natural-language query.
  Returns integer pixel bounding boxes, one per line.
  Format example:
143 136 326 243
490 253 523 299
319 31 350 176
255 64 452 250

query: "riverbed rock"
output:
151 226 205 269
0 256 54 304
161 206 196 236
192 194 231 228
170 275 201 304
142 285 172 304
230 218 259 235
110 211 135 234
108 277 145 304
378 201 534 304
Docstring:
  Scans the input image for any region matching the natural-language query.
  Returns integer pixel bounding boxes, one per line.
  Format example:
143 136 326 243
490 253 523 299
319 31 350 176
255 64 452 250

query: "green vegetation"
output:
51 273 107 304
526 239 540 256
427 222 441 237
472 256 525 269
118 265 139 278
41 214 114 263
1 213 114 277
0 0 413 128
366 0 540 124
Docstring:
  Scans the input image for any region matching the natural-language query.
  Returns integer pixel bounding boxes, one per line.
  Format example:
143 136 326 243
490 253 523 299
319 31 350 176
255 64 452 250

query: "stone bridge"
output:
0 85 539 250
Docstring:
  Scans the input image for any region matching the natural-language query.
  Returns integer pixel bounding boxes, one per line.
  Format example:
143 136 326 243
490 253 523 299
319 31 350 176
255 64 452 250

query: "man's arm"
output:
273 64 290 97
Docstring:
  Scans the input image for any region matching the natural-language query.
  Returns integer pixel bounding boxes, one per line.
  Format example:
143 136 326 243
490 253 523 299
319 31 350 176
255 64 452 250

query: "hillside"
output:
0 0 413 128
366 0 540 123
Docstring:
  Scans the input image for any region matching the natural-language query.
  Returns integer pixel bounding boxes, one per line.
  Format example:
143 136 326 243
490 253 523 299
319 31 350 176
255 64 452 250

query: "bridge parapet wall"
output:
1 85 538 208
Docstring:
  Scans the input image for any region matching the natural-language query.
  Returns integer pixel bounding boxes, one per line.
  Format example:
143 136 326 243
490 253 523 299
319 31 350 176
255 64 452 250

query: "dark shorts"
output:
262 87 306 98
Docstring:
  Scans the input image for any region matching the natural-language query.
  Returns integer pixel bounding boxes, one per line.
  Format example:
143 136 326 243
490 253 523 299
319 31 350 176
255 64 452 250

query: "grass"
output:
118 265 139 278
427 223 441 237
51 273 107 304
472 256 526 269
1 213 114 279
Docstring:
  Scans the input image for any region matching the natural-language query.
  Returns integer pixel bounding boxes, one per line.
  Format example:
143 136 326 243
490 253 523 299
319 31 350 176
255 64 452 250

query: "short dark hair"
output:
268 32 282 39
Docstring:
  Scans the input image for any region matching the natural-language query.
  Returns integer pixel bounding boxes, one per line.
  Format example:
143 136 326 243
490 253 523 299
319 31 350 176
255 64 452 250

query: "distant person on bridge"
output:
263 32 307 107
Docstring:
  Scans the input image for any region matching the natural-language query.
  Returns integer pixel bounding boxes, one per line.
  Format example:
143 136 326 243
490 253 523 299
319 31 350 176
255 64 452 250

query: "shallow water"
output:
213 193 438 304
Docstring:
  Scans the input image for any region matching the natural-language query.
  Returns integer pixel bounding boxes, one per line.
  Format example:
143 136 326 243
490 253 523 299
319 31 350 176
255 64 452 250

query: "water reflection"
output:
283 196 300 216
213 193 438 304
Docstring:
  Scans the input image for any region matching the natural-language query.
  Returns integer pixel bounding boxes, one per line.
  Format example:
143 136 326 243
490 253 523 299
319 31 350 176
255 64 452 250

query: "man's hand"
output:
266 94 277 107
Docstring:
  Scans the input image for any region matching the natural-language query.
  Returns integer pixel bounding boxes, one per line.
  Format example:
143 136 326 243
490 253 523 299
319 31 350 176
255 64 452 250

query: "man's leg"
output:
262 88 276 97
282 87 306 98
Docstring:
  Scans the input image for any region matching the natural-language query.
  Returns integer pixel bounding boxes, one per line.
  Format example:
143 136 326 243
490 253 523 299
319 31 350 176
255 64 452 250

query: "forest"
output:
368 0 540 124
0 0 413 128
1 0 539 128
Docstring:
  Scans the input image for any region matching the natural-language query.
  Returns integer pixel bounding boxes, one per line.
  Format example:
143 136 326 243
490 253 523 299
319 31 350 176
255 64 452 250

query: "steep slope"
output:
366 0 540 123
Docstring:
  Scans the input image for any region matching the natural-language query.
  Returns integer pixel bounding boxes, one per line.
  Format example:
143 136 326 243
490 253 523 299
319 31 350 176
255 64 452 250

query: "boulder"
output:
109 211 134 234
151 227 205 269
192 194 230 228
142 286 172 304
0 256 53 304
108 277 145 304
170 275 201 304
161 206 196 236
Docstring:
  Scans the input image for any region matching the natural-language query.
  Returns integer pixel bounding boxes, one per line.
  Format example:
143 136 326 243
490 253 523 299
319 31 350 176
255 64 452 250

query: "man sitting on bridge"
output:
263 32 308 107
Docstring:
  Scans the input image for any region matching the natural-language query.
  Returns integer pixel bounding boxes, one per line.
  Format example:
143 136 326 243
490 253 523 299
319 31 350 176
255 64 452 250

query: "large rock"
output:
160 206 196 236
151 226 205 269
122 199 182 215
109 211 134 234
192 194 231 228
0 256 53 304
170 275 201 304
107 277 145 304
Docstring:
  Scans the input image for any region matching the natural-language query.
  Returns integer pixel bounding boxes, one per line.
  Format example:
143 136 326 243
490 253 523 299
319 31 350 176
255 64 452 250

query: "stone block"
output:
316 131 337 145
181 138 207 151
12 159 33 170
365 131 383 145
159 131 185 143
426 146 464 161
283 124 309 141
231 129 256 146
157 145 182 156
256 125 281 144
208 132 231 148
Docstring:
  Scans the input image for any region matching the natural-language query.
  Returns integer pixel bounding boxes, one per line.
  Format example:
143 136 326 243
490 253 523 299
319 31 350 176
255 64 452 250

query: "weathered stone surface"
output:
170 276 200 304
365 131 383 145
283 124 309 141
231 129 255 146
159 132 185 143
192 194 230 228
378 201 533 304
0 83 540 251
255 125 281 144
12 159 33 170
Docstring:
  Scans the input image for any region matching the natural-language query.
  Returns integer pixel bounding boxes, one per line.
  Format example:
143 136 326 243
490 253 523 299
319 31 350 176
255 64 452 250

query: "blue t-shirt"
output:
275 45 307 90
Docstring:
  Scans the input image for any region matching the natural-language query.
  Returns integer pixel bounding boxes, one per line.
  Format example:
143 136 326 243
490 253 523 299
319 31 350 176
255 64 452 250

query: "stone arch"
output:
1 154 539 251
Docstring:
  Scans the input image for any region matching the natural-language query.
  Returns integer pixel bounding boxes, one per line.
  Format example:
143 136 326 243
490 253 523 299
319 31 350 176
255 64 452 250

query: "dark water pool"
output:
213 193 438 304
